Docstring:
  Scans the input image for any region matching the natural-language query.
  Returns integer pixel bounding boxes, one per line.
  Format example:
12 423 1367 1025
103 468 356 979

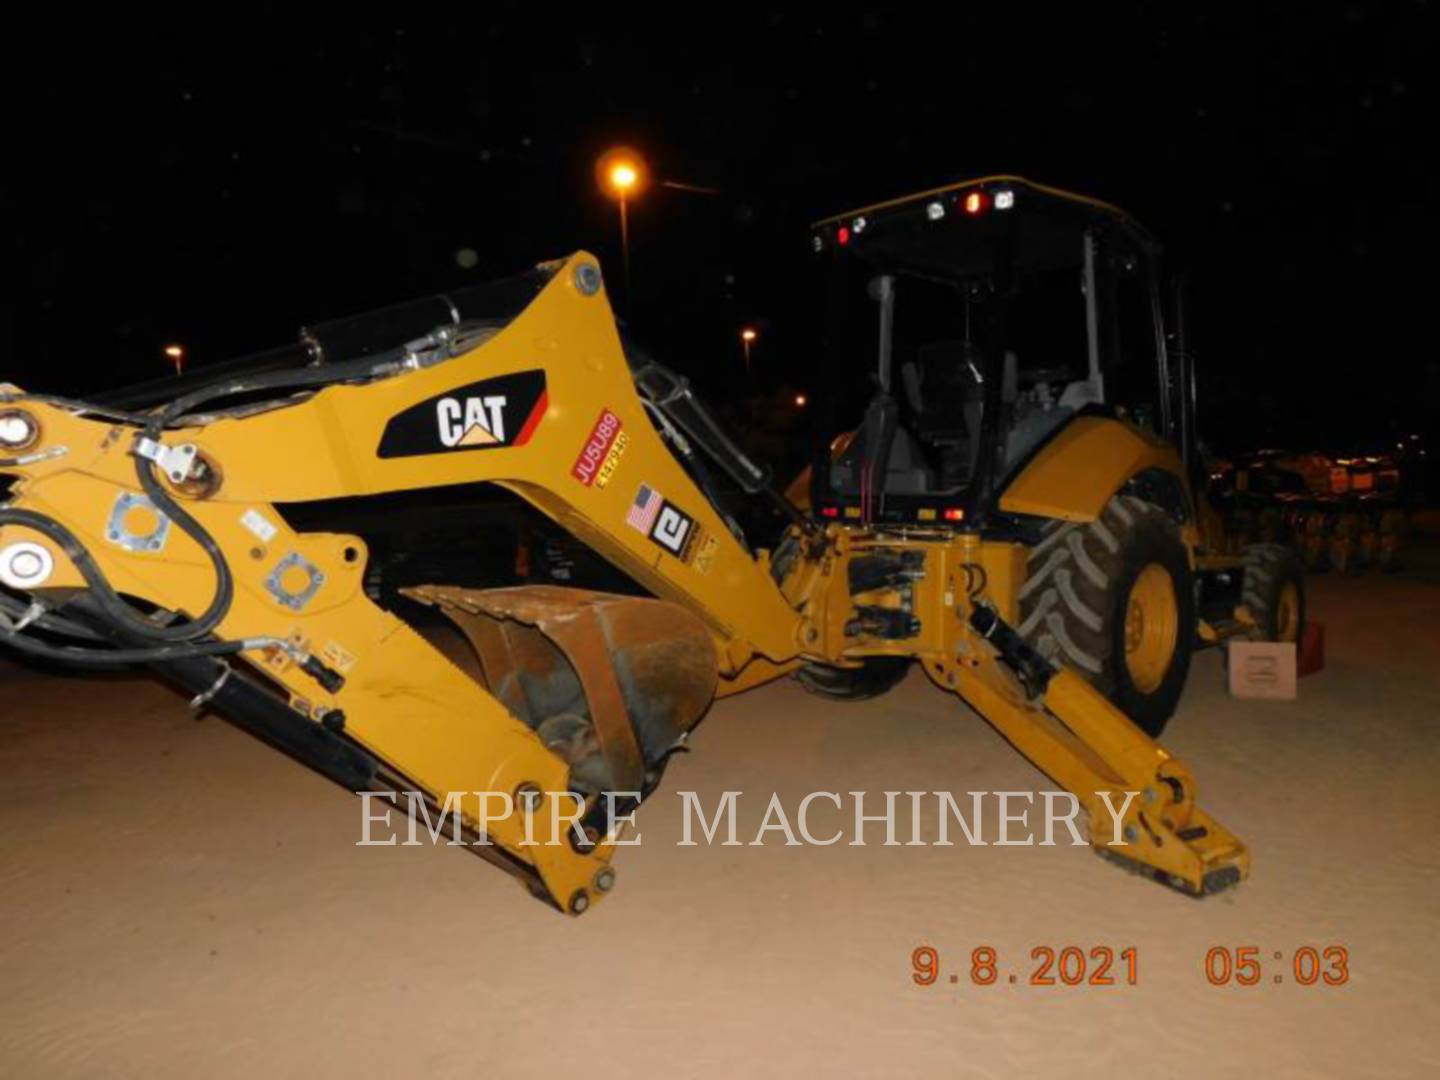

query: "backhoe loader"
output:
0 177 1293 914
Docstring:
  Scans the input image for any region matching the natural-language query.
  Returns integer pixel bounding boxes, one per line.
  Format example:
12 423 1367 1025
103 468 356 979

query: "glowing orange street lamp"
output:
794 393 807 407
740 326 758 371
597 148 647 311
163 344 185 375
609 161 639 193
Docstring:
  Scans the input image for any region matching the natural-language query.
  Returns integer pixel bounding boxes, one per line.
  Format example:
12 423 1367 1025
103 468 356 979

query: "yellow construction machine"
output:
0 178 1298 914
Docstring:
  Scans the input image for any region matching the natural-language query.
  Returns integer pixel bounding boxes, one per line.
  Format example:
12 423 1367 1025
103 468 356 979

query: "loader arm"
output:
0 253 1246 913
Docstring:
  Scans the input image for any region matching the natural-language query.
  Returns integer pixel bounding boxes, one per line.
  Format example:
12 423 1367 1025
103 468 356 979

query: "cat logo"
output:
378 370 547 459
437 395 508 447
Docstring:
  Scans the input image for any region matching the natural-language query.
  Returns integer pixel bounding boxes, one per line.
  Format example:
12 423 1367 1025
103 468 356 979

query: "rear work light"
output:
993 188 1015 210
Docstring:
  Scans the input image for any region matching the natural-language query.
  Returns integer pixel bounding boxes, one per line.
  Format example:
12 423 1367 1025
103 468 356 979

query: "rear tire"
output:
796 657 911 701
1019 495 1195 737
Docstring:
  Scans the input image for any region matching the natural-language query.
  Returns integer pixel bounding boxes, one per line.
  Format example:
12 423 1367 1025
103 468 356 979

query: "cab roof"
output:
811 175 1159 279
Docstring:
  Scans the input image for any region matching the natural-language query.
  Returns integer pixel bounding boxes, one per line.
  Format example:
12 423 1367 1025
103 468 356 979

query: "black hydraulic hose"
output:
0 506 229 644
0 424 234 643
129 454 233 641
3 347 406 439
0 392 151 426
0 593 104 640
147 349 407 434
0 625 257 666
0 590 343 692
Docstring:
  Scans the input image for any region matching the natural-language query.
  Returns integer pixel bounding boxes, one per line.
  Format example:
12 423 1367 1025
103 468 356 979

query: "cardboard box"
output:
1227 641 1297 700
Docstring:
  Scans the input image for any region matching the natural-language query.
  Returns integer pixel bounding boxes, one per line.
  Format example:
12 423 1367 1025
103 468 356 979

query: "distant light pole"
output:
740 327 758 372
164 344 185 376
596 148 646 313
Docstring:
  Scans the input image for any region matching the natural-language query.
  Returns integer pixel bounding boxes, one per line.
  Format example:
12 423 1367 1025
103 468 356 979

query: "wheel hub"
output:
1276 580 1300 642
1124 563 1179 694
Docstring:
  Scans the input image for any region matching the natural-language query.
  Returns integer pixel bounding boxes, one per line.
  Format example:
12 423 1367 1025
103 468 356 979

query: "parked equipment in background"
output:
1214 450 1414 573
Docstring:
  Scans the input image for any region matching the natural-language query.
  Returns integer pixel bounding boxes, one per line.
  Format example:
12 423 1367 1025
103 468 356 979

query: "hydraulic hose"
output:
0 505 232 644
0 592 103 640
0 584 340 692
128 454 234 641
0 623 265 666
0 391 150 426
148 350 407 433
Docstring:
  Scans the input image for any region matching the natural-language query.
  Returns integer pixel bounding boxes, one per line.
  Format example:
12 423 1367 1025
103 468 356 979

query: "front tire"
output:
796 657 911 701
1019 496 1196 736
1242 543 1306 643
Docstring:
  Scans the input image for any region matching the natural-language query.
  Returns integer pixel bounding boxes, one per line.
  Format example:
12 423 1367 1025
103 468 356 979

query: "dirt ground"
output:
3 545 1440 1078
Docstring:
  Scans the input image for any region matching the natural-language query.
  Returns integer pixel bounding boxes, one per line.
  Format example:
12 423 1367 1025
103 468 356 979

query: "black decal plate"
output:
377 370 548 459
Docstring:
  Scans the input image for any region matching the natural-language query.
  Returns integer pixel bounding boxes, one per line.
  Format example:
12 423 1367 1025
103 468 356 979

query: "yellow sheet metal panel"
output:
977 541 1026 625
998 416 1185 523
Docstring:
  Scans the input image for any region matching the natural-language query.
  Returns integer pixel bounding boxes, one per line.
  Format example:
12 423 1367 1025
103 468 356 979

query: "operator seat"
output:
828 391 935 496
900 340 986 490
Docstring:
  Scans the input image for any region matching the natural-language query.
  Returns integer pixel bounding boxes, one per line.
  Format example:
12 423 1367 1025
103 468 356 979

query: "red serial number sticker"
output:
571 408 625 487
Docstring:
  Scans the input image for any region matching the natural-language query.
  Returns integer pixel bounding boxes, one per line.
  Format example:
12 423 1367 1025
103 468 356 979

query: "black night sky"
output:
7 5 1437 466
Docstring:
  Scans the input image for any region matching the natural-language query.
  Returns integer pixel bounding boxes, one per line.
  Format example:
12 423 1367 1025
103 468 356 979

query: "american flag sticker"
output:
626 483 663 533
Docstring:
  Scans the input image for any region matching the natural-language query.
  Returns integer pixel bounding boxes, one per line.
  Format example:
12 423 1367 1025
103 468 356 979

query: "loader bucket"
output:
402 585 718 795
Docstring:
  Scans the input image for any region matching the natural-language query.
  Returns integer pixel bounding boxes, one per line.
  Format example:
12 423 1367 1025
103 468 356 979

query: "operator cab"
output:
809 176 1176 527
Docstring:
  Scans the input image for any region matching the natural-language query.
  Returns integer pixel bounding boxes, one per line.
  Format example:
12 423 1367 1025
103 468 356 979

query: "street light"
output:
740 327 758 372
596 147 647 312
609 162 638 191
163 344 184 375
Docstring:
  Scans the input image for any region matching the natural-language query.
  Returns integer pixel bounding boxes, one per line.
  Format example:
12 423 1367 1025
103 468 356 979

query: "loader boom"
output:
0 251 1247 912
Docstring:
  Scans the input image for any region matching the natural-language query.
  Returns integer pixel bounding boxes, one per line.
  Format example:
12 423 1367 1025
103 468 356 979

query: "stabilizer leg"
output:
940 606 1249 895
